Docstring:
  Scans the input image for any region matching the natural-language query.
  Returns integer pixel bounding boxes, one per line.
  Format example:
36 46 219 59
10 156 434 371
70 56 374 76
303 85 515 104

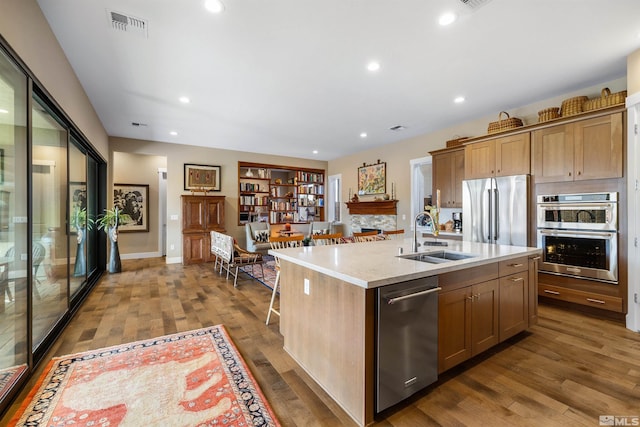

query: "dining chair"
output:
353 230 380 242
312 232 343 246
382 229 405 239
266 235 304 325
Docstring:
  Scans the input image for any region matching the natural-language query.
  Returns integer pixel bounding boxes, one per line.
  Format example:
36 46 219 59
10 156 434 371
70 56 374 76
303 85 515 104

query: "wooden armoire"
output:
182 195 225 264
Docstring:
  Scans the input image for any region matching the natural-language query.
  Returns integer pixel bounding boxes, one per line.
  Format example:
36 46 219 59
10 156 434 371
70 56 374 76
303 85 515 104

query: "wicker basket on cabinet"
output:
487 111 523 134
583 88 627 111
560 96 588 117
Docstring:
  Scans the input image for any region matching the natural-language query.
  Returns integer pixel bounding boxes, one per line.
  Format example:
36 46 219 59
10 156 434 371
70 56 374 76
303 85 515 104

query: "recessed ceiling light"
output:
312 150 318 154
360 132 368 138
169 131 178 136
366 62 380 72
204 0 225 13
454 96 465 103
0 109 8 114
439 12 457 26
179 96 190 104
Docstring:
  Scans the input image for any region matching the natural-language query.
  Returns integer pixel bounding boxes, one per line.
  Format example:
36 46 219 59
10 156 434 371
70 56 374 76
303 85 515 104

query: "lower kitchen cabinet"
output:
439 257 532 373
499 272 529 341
438 278 499 373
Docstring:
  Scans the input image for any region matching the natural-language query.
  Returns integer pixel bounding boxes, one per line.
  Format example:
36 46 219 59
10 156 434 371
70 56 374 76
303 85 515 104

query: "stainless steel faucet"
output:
413 211 435 252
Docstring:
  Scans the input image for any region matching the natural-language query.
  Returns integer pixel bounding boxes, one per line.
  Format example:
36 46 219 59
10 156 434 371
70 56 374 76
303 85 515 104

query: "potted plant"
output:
96 207 132 273
71 207 94 276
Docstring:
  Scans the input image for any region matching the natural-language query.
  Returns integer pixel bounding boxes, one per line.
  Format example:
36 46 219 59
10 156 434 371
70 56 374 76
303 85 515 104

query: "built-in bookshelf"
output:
238 162 325 225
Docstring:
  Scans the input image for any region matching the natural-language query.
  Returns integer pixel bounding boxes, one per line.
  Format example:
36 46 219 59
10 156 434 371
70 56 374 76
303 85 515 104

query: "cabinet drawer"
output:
499 256 528 276
538 284 623 313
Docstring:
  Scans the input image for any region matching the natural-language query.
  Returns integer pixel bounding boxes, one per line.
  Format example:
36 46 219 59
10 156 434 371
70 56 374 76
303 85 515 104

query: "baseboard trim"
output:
120 251 162 260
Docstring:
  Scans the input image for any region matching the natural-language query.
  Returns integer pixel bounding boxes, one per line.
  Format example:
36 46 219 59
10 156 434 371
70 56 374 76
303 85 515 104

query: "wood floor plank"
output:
2 258 640 427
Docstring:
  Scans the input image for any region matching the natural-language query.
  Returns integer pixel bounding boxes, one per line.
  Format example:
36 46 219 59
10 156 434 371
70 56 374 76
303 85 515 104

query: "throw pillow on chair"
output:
254 230 270 243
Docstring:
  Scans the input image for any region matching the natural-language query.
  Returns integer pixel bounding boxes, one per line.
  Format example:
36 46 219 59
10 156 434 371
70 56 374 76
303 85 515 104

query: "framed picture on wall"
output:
69 181 87 234
184 164 221 191
113 183 149 232
358 161 386 195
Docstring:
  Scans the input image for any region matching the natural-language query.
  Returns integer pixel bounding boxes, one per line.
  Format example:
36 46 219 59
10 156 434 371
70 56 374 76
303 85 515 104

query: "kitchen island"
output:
270 237 541 426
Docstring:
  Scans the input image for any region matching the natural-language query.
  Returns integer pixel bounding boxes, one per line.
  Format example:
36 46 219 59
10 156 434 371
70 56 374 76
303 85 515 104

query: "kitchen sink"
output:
399 250 477 264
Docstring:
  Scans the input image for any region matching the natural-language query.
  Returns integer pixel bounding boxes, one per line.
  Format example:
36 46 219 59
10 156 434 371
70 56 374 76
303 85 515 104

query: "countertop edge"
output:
270 239 542 289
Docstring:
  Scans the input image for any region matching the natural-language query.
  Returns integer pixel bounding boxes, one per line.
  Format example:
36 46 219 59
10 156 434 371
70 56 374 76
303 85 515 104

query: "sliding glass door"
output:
31 94 69 351
0 48 29 401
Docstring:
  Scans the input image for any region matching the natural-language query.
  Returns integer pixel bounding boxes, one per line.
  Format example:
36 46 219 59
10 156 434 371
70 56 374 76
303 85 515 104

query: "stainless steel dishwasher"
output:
376 276 440 413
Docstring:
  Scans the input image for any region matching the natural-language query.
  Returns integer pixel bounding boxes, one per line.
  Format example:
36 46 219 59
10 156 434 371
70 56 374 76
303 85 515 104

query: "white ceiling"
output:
36 0 640 161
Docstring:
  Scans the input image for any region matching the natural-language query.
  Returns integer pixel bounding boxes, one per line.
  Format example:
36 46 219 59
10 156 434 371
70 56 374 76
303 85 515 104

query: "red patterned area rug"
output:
10 325 280 427
241 255 276 290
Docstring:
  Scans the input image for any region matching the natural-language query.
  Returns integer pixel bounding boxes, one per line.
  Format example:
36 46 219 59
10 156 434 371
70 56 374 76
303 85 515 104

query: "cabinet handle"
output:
509 277 524 282
577 171 582 176
543 289 560 295
586 298 605 305
467 296 474 301
508 263 524 268
568 172 572 176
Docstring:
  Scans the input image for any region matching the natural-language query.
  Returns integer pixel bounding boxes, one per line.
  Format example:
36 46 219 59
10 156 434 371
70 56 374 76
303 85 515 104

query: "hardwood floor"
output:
2 257 640 426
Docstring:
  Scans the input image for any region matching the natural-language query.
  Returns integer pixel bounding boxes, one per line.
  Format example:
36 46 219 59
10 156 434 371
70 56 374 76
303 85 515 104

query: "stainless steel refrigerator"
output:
462 174 530 246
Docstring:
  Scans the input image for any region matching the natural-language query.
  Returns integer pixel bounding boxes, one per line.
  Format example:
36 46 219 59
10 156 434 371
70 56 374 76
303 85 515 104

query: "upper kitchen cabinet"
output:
464 133 530 180
431 147 465 208
532 112 623 183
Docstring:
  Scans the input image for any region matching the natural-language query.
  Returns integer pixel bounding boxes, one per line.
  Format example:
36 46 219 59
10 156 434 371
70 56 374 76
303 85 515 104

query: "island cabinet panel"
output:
528 255 540 326
439 257 534 373
471 280 500 354
279 261 375 427
532 112 623 183
499 271 529 341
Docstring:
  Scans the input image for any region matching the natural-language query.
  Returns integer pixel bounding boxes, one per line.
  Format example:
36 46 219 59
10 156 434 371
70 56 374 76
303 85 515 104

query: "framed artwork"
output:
113 183 149 232
184 164 221 192
69 181 87 234
358 161 386 195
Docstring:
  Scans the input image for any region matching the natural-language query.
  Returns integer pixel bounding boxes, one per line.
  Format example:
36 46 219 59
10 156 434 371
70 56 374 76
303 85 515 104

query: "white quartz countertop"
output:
269 237 542 289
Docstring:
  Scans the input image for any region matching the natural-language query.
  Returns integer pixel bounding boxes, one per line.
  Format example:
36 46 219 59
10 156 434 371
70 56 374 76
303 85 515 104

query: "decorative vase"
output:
73 227 86 276
108 226 122 273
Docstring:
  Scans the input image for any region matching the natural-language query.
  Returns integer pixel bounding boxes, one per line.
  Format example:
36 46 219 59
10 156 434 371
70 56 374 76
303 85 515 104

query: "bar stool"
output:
312 232 343 246
266 235 304 325
353 230 380 242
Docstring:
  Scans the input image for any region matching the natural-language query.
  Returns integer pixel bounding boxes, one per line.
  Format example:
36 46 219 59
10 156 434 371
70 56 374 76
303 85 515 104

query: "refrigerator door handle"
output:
493 187 499 241
487 188 493 242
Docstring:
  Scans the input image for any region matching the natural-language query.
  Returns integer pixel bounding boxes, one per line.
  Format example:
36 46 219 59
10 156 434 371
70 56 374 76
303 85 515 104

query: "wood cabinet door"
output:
471 279 499 355
452 149 465 208
183 234 210 265
438 286 472 373
205 197 225 231
465 140 496 179
532 124 574 183
182 197 206 232
574 113 623 180
498 272 529 341
433 153 454 207
495 133 530 177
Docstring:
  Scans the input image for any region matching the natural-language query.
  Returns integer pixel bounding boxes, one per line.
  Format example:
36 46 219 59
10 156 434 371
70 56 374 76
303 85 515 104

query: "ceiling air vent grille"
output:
108 10 148 38
458 0 493 11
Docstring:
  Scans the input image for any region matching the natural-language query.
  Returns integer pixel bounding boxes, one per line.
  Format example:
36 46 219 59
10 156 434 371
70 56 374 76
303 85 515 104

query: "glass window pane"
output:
69 139 86 297
0 47 29 396
31 94 68 351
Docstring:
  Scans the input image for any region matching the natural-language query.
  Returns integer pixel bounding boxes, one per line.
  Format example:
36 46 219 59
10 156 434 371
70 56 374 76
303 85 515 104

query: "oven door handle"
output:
538 229 616 239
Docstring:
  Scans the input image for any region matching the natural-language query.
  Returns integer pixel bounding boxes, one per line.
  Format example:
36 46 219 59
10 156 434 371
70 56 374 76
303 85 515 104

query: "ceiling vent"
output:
389 125 406 132
458 0 493 11
108 10 148 38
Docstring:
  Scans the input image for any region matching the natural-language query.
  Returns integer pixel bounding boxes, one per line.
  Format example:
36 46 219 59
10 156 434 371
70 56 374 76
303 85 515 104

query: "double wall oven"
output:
536 192 618 284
